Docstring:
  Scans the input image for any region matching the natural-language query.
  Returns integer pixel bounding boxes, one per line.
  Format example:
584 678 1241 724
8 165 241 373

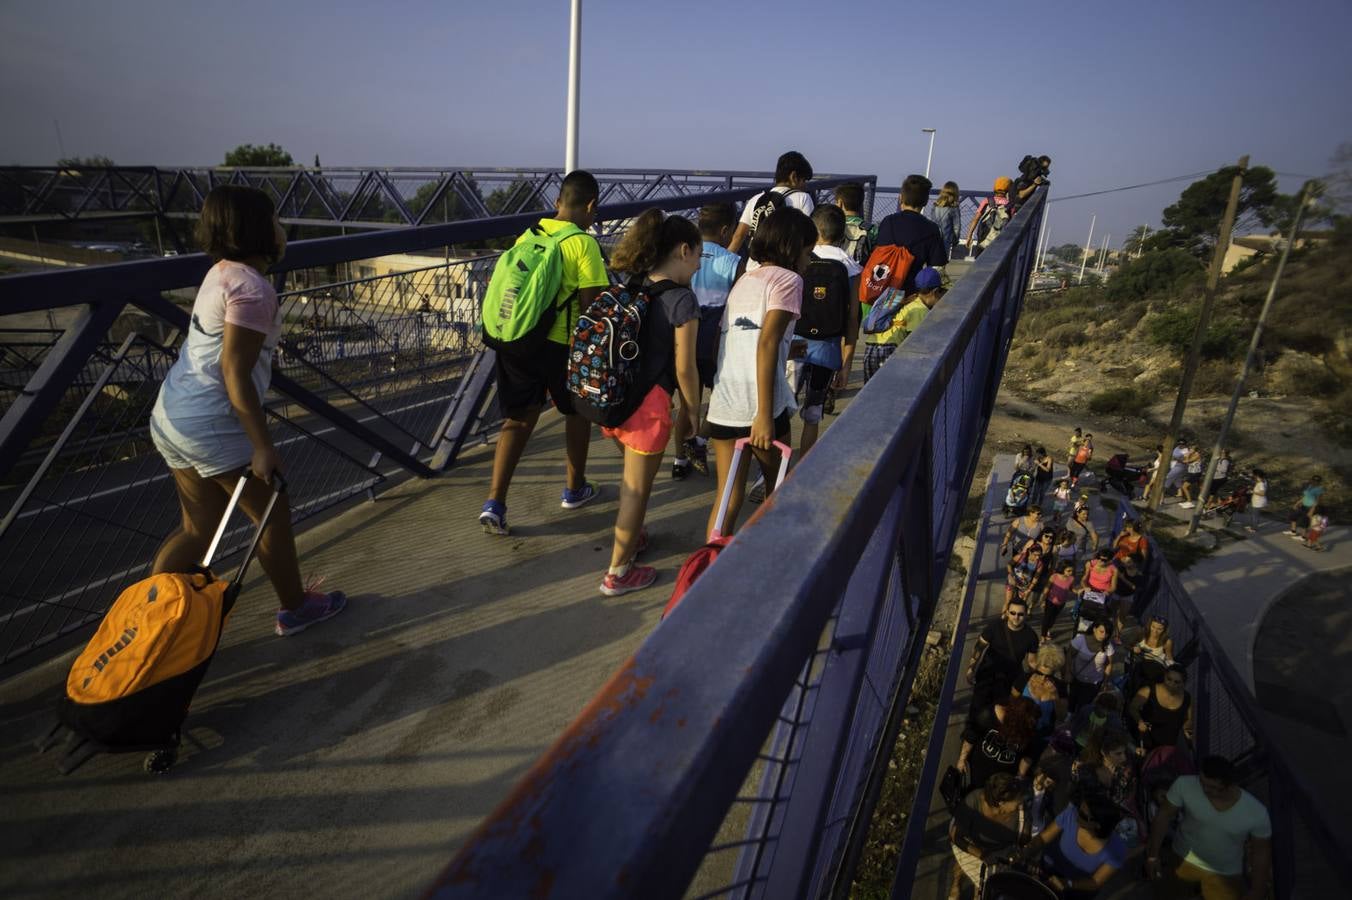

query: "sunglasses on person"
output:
1007 610 1027 618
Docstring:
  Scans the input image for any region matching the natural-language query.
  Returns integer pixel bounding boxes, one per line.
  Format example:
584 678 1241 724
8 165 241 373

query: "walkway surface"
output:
0 407 764 898
1167 506 1349 693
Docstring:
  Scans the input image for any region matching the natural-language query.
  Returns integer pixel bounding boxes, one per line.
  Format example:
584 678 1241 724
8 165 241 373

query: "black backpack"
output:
745 188 809 248
795 257 851 341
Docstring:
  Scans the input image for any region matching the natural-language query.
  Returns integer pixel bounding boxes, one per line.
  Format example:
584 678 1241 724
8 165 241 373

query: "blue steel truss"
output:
0 166 873 230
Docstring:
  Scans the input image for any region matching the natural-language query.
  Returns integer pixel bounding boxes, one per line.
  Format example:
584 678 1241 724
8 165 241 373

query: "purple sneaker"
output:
276 589 348 636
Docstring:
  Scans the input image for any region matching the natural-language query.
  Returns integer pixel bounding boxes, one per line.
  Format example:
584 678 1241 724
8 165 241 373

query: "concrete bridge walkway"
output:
0 405 764 898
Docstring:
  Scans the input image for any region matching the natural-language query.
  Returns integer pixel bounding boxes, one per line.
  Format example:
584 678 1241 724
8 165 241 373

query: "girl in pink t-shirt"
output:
704 208 816 538
149 185 346 637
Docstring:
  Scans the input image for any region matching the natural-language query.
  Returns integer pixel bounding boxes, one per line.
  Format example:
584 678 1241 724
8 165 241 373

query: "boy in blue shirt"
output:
672 202 740 479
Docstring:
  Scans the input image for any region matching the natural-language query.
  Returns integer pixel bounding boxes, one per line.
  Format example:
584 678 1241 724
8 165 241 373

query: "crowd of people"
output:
947 432 1284 898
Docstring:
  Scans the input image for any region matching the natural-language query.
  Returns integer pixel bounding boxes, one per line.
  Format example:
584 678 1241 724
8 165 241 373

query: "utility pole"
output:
564 0 582 173
1136 225 1150 259
1186 183 1310 535
1077 214 1096 284
1147 155 1249 514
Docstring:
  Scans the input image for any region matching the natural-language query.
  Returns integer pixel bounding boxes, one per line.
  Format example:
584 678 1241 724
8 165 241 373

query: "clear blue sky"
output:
2 0 1348 247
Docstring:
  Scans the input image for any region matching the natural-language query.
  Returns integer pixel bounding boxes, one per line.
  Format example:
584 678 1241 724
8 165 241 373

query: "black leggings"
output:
1042 602 1066 638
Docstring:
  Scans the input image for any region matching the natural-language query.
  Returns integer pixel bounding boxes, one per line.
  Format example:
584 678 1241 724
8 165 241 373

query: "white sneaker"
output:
1179 501 1195 509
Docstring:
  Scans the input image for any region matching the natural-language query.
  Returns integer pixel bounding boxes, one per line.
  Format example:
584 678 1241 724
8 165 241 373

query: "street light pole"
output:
922 128 936 180
1077 214 1096 284
565 0 582 173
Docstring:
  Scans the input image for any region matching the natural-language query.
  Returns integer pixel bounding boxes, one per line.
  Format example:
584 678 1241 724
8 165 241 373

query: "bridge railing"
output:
0 174 873 667
425 192 1047 899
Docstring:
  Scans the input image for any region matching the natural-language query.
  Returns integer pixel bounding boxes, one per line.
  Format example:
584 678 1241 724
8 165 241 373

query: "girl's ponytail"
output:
610 208 665 275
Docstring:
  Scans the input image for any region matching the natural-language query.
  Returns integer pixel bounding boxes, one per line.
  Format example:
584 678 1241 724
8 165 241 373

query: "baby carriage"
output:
1004 471 1034 516
1200 474 1252 527
1104 453 1148 498
1072 589 1114 634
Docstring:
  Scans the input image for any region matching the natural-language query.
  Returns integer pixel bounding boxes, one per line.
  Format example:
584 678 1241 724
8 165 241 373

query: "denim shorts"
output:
150 410 253 478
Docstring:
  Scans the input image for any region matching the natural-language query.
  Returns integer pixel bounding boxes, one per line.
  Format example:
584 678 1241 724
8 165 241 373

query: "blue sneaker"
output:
560 481 599 510
276 590 347 637
480 499 509 535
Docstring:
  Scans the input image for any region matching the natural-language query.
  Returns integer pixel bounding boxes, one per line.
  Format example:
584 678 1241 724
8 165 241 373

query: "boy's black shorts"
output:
494 341 576 418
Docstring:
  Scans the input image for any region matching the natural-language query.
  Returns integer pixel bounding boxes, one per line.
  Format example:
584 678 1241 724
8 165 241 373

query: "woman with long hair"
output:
956 695 1041 790
926 180 962 258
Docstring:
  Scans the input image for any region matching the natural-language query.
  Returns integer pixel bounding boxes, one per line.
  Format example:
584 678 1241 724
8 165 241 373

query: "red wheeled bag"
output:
662 437 792 620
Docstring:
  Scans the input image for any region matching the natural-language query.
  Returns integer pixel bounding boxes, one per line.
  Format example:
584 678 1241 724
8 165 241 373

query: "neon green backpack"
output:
481 222 584 352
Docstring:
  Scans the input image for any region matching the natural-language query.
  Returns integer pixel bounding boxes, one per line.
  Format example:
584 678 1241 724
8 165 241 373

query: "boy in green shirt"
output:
861 266 942 383
479 171 609 535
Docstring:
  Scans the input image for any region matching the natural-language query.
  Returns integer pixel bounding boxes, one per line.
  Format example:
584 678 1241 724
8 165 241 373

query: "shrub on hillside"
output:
1087 386 1140 415
1105 250 1204 304
1146 305 1248 360
1044 322 1089 347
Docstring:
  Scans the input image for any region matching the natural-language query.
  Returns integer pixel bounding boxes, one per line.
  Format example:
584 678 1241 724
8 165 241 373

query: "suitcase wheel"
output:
144 745 179 775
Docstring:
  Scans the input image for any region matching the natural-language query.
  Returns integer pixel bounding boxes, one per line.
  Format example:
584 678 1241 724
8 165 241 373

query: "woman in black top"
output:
1129 663 1194 751
957 696 1040 790
1031 445 1055 507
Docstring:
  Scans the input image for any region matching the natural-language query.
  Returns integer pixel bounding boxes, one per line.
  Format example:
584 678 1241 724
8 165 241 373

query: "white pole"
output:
1137 224 1150 259
565 0 582 173
1098 234 1110 270
1035 202 1050 271
922 128 936 180
1077 214 1096 284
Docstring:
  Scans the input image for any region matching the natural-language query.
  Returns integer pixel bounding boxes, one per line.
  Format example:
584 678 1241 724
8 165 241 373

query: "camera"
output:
1018 154 1051 183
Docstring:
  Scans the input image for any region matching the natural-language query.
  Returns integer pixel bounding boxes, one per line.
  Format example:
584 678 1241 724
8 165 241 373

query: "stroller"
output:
1072 589 1114 634
1104 453 1148 499
1004 471 1034 516
1200 474 1252 527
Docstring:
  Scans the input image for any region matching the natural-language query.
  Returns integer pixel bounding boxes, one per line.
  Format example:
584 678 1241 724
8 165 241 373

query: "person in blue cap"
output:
861 266 944 382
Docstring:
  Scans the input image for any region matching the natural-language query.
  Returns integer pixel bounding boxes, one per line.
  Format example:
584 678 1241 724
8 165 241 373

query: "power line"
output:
1050 169 1325 205
1048 171 1218 203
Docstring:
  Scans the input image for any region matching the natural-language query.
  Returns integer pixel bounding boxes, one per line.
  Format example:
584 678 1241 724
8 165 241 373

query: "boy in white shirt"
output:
728 151 815 255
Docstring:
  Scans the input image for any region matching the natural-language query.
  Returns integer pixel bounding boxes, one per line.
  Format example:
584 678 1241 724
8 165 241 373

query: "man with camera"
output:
1013 155 1051 212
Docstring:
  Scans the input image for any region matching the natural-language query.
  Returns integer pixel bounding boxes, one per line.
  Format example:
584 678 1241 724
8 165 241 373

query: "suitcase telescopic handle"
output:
710 438 793 540
201 471 287 588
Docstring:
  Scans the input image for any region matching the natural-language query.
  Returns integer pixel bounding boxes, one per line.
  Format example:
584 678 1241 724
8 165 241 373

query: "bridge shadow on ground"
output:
0 408 740 898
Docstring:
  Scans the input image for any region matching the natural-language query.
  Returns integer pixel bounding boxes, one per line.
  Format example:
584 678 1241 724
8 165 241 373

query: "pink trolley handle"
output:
709 437 793 540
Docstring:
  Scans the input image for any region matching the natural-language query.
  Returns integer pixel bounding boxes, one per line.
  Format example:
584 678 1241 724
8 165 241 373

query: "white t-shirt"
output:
154 260 283 423
810 243 863 277
1251 478 1268 508
707 264 802 427
739 186 815 227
